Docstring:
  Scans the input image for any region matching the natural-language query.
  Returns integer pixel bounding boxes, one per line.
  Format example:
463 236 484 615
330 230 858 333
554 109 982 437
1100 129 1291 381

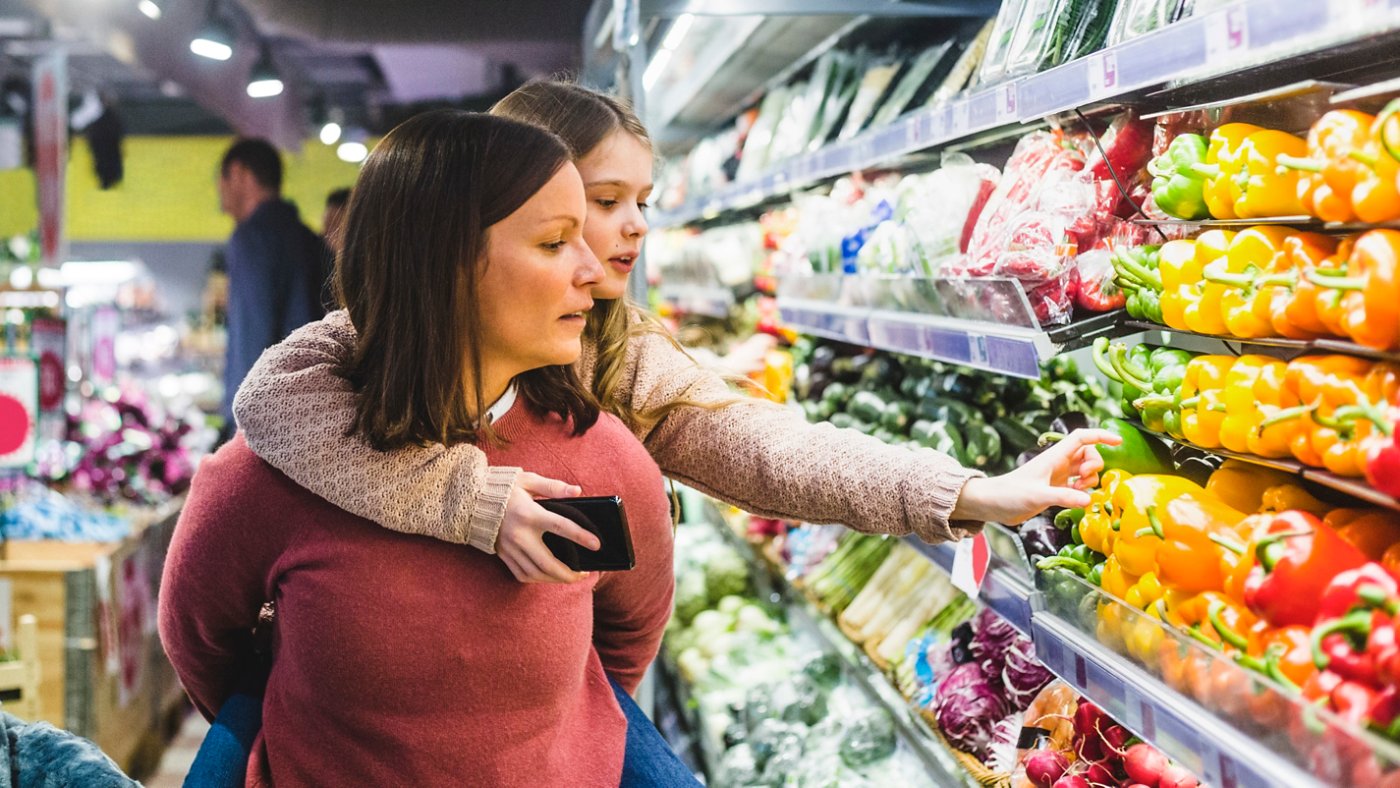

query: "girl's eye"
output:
595 199 618 209
638 201 651 210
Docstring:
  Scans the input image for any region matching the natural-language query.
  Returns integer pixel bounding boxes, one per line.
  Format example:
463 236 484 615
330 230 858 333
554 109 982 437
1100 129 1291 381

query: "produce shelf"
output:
657 284 734 320
1130 217 1400 234
1127 419 1400 513
650 0 1400 230
1123 320 1400 365
1030 613 1325 788
783 593 979 788
778 291 1132 380
904 536 1035 636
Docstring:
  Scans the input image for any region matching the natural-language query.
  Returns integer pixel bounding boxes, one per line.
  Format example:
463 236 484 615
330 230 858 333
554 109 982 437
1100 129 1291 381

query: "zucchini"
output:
940 371 981 403
816 399 837 421
992 416 1040 456
872 427 898 444
860 356 902 388
880 400 914 433
963 422 1003 469
848 391 888 423
801 400 822 422
852 420 877 436
912 419 966 464
822 382 851 408
899 374 925 399
917 396 982 426
979 399 1009 422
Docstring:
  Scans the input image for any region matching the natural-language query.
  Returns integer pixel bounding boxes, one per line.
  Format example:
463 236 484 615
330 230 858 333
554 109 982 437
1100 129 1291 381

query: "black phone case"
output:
538 496 635 571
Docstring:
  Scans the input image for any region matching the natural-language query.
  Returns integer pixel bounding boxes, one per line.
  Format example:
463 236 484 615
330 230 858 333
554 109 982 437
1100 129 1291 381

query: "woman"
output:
161 111 678 787
233 80 1116 586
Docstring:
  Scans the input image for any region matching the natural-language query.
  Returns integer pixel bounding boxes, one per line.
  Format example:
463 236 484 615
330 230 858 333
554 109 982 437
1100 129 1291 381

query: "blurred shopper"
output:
215 138 327 440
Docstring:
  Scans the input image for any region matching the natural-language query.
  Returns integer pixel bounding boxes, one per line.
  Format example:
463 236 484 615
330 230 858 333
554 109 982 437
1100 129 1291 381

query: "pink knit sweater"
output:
232 310 982 552
160 399 673 786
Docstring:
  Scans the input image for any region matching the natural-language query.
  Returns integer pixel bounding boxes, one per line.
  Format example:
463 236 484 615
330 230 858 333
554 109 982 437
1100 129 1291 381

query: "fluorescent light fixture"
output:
8 266 32 289
319 122 342 145
337 141 368 163
642 47 673 92
138 0 162 20
246 46 282 97
191 16 234 61
661 13 694 51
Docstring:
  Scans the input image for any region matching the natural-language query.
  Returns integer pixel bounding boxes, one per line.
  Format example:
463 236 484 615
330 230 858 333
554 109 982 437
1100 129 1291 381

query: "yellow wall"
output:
0 136 365 243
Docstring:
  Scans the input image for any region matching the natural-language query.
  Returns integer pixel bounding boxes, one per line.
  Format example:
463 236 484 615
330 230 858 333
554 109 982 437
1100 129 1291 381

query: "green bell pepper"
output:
1095 417 1175 475
1148 133 1212 220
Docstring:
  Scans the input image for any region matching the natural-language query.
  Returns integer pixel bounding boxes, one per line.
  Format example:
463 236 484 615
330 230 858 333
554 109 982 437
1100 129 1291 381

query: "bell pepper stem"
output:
1134 506 1166 540
1133 394 1176 412
1209 600 1250 651
1187 162 1222 179
1310 609 1375 670
1274 153 1324 173
1262 646 1301 692
1255 529 1314 572
1254 270 1298 290
1187 625 1224 651
1109 344 1154 393
1036 556 1093 577
1114 253 1162 290
1359 584 1400 615
1313 402 1394 436
1256 404 1312 432
1092 338 1123 383
1208 532 1247 555
1347 149 1380 169
1305 268 1366 291
1038 431 1066 447
1202 263 1258 288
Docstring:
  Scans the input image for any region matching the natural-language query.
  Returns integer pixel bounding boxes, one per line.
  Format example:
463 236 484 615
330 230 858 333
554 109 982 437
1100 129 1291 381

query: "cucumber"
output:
852 420 877 436
916 396 982 426
848 391 888 423
801 400 822 422
880 401 914 433
941 371 982 403
822 382 851 408
899 374 925 399
860 356 902 388
980 399 1009 422
963 422 1003 469
912 419 966 464
817 399 837 421
829 411 855 430
872 427 898 444
992 416 1040 456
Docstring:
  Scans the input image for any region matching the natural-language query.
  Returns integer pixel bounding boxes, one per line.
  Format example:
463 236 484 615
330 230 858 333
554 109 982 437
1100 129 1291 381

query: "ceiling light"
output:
190 3 234 61
337 141 367 163
661 14 694 51
320 122 342 145
246 46 283 98
138 0 162 20
642 48 673 92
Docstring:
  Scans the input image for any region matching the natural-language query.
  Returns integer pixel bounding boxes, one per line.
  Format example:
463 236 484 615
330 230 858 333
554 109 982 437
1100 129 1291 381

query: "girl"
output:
161 111 678 786
232 80 1116 585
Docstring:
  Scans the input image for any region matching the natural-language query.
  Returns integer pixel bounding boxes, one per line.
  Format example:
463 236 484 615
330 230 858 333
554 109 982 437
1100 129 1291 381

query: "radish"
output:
1097 723 1135 761
1123 743 1169 786
1157 764 1199 788
1081 760 1115 785
1127 785 1154 788
1051 775 1090 788
1075 733 1104 762
1024 749 1070 787
1073 702 1108 737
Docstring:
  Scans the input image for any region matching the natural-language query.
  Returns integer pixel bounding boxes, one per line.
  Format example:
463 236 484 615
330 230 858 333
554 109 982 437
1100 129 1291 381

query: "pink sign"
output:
31 53 67 267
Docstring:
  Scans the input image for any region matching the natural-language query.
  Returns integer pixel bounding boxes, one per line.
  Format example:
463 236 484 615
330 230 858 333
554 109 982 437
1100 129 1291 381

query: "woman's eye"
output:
541 240 566 252
595 199 618 209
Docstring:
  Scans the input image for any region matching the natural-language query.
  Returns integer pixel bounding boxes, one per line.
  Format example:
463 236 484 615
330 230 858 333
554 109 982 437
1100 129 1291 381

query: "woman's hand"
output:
496 472 601 583
952 428 1121 525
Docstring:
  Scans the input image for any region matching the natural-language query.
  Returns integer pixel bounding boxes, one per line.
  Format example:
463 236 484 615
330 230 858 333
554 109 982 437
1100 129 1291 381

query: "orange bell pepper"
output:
1312 230 1400 351
1281 234 1345 338
1350 101 1400 223
1277 110 1375 222
1326 508 1400 561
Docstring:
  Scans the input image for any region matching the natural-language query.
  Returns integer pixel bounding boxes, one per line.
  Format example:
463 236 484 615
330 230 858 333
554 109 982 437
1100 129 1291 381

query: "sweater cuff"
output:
465 467 519 554
908 463 986 544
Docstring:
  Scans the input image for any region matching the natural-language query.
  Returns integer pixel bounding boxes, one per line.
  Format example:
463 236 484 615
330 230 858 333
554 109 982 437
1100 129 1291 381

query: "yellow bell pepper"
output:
1099 555 1138 600
1204 459 1294 514
1181 230 1236 335
1206 227 1296 339
1232 130 1310 219
1259 483 1331 515
1111 475 1203 576
1177 355 1236 449
1157 239 1199 331
1098 598 1128 654
1196 123 1262 219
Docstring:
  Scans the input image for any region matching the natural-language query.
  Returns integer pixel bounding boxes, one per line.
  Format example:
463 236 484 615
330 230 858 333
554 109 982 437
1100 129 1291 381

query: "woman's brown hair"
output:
336 109 599 450
491 80 733 432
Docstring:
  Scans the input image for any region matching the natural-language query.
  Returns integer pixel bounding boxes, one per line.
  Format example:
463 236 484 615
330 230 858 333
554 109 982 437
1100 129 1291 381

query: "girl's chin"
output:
591 281 629 301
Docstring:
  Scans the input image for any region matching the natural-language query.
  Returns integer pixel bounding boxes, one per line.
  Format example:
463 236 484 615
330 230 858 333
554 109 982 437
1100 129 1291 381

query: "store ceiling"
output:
0 0 592 147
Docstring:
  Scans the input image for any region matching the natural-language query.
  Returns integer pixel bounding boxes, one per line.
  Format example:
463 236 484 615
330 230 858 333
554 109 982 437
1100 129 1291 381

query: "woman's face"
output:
478 162 601 378
576 130 653 300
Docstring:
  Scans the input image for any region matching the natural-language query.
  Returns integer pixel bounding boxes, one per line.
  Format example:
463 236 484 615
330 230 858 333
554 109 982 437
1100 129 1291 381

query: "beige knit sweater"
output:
232 310 983 552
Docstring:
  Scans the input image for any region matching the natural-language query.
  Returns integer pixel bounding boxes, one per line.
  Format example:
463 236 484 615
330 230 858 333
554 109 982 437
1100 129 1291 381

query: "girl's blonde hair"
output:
492 79 740 431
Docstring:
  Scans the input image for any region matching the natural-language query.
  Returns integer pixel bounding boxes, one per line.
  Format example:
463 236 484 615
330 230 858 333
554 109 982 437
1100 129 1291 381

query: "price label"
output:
968 333 989 366
1205 6 1249 64
930 107 949 140
0 356 38 468
995 82 1018 124
1330 0 1387 32
1087 51 1119 99
951 100 970 135
951 532 991 599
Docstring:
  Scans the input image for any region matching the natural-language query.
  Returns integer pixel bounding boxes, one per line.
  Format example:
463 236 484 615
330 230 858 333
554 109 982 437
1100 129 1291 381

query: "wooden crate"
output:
0 502 184 774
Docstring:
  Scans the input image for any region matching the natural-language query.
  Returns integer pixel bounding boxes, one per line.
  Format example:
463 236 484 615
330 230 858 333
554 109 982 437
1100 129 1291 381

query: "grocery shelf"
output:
778 298 1132 379
1124 320 1400 365
1030 613 1324 788
650 0 1400 230
783 593 979 788
1127 419 1400 513
1131 217 1400 234
657 284 734 319
904 536 1035 636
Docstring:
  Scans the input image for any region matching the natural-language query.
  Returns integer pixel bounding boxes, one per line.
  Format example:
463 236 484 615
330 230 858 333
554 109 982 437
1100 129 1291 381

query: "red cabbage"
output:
971 608 1020 683
1002 638 1055 711
933 662 1011 757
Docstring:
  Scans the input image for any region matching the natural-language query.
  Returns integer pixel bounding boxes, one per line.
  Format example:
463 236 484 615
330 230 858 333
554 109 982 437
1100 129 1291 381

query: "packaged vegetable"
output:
1108 0 1190 45
838 58 901 141
869 42 953 129
975 0 1029 87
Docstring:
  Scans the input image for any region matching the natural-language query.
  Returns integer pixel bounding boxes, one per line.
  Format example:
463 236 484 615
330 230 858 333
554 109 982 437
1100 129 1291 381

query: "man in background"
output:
216 138 327 441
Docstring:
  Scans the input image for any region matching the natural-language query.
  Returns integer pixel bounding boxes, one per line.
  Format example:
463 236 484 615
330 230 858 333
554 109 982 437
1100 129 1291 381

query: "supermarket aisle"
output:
143 711 208 788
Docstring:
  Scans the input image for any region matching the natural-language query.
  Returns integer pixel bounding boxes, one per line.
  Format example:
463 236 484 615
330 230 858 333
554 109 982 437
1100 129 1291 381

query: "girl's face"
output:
477 162 601 379
576 130 653 300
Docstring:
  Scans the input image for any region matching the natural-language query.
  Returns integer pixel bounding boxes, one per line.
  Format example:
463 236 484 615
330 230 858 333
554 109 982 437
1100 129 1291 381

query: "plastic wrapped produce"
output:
1036 0 1118 71
975 0 1029 87
1002 0 1062 77
868 42 954 129
1107 0 1191 45
897 153 1000 274
838 57 901 141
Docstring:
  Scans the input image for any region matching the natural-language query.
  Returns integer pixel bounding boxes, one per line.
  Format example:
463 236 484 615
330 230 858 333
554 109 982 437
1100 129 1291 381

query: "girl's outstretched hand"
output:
951 428 1121 526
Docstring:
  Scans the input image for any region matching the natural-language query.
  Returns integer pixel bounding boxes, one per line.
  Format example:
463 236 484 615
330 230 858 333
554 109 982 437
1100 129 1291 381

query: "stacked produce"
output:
1036 455 1400 785
834 542 970 668
976 0 1120 87
1111 227 1400 351
1091 338 1399 492
794 338 1114 473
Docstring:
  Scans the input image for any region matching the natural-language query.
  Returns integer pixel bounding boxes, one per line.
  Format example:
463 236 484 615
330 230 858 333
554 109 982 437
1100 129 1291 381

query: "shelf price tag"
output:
995 83 1018 124
951 532 991 599
930 107 949 140
1204 6 1249 65
951 100 970 136
1086 51 1119 99
1330 0 1387 32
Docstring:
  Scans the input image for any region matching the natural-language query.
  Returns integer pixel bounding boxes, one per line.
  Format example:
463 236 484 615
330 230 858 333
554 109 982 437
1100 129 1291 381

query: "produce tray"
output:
1130 217 1400 234
1125 419 1400 513
1123 320 1400 365
904 536 1035 636
1035 569 1400 787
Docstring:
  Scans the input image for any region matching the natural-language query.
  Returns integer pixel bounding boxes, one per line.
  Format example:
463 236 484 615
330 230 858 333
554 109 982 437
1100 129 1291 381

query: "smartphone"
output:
538 495 635 572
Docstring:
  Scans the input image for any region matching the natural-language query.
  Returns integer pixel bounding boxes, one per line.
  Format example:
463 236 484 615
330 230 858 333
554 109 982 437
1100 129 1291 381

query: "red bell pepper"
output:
1311 607 1384 684
1243 511 1370 628
1365 402 1400 498
1318 563 1400 622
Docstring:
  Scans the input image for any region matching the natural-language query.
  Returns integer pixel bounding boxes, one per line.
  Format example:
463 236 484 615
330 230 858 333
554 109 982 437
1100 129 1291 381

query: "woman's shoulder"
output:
185 435 330 521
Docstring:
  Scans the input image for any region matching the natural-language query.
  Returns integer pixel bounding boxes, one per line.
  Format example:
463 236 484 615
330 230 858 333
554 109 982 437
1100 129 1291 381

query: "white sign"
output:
0 357 38 468
951 532 991 599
